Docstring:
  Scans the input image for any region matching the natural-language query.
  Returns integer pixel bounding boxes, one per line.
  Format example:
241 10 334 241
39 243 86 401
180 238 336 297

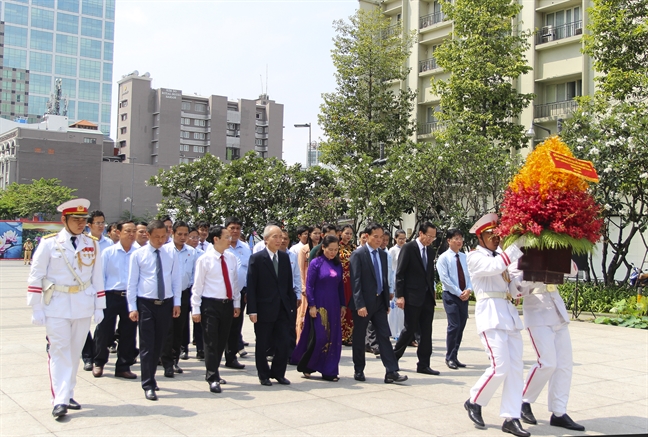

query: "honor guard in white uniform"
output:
27 199 105 418
463 213 530 437
509 262 585 432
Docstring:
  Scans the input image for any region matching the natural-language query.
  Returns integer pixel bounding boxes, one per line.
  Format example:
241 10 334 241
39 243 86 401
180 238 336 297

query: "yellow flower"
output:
510 136 589 196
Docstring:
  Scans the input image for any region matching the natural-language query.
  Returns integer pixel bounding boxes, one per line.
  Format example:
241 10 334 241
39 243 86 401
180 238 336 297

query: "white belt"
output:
531 284 558 294
51 280 91 294
476 291 512 301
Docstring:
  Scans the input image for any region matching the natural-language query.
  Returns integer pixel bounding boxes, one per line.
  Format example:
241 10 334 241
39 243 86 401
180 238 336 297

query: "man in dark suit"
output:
246 224 295 386
393 221 440 375
349 223 407 384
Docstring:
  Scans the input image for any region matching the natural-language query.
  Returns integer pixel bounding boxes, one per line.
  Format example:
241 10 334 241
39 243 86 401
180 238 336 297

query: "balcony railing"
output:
381 24 400 38
534 99 578 119
418 122 440 135
536 21 583 45
420 11 445 29
419 58 439 73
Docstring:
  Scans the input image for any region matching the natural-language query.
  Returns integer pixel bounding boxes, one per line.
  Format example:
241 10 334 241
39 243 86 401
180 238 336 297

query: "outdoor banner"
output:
0 221 64 260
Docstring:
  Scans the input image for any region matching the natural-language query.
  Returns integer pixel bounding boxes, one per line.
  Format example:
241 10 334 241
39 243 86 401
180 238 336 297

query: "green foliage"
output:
558 281 636 314
583 0 648 102
0 178 76 220
503 230 595 255
149 152 346 236
318 8 417 231
595 297 648 328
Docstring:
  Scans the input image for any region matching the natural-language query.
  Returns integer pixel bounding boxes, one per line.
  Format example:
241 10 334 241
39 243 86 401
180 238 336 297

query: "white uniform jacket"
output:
467 244 524 334
27 228 105 319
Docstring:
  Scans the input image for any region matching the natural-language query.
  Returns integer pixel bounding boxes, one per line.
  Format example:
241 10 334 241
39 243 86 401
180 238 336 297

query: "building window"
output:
193 146 205 153
81 17 103 38
103 62 113 82
78 80 100 100
78 102 99 122
545 80 582 103
57 12 79 34
119 100 128 108
542 7 582 42
55 55 78 77
84 137 97 144
104 42 114 62
79 59 101 80
58 0 80 13
120 127 127 134
82 0 104 18
30 52 53 73
4 48 28 70
179 157 191 164
181 101 191 111
31 7 55 30
80 38 102 59
256 113 261 119
194 119 206 127
5 3 29 26
56 34 78 56
255 139 267 146
181 131 190 139
195 103 207 112
102 83 111 103
193 132 206 140
5 26 28 48
181 117 191 125
121 113 127 121
31 29 54 51
226 147 240 161
180 144 189 152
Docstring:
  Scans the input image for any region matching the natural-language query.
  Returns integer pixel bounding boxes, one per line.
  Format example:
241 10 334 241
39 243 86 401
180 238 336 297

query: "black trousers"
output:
93 291 137 372
253 306 290 381
225 287 246 364
393 292 435 369
81 332 93 363
352 296 398 374
137 297 173 390
442 291 469 361
161 287 191 369
201 298 234 382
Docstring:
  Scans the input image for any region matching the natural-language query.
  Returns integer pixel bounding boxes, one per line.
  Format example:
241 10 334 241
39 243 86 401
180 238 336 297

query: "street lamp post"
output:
525 123 552 148
294 123 311 168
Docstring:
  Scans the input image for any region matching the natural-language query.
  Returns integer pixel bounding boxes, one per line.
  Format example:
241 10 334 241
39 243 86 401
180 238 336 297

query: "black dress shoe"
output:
274 376 291 385
260 378 273 386
446 359 459 370
417 366 441 375
225 360 245 369
455 359 467 368
384 371 408 383
550 413 585 431
164 367 174 378
115 370 138 379
219 378 227 385
180 351 189 360
520 402 537 425
154 385 159 391
209 381 222 393
83 361 93 371
502 419 530 437
464 399 485 427
196 350 205 360
173 364 183 374
354 372 366 382
67 398 81 410
52 404 68 418
145 389 158 401
243 341 249 346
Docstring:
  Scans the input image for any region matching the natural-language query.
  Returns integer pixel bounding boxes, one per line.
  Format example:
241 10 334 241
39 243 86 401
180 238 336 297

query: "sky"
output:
112 0 359 166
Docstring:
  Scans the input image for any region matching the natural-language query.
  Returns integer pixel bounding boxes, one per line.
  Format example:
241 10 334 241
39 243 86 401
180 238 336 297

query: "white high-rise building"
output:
0 0 115 135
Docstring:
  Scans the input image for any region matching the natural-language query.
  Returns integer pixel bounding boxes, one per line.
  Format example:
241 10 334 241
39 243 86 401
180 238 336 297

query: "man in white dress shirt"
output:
27 198 105 418
192 225 240 393
464 213 529 437
127 220 182 401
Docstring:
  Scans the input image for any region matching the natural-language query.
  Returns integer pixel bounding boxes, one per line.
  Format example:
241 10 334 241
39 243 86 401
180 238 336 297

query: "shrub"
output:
558 282 637 314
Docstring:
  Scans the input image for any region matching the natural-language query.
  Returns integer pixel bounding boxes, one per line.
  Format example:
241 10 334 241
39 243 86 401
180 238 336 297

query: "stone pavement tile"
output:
570 373 609 387
577 403 648 432
30 403 151 432
564 389 626 412
299 415 429 436
0 362 50 379
250 397 369 428
0 374 57 394
0 411 52 436
223 384 320 408
613 357 648 372
572 362 645 379
125 388 242 415
0 392 24 414
332 387 441 416
50 418 184 436
157 406 287 436
571 374 647 402
289 376 386 398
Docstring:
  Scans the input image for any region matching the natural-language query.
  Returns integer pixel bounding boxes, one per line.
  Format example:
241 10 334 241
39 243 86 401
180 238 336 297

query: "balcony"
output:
381 24 400 38
534 99 578 119
420 11 445 29
418 122 440 135
419 58 439 73
536 21 583 45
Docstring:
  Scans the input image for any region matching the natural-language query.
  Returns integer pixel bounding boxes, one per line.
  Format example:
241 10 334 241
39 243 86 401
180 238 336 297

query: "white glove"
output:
31 310 46 326
515 234 528 248
94 309 105 325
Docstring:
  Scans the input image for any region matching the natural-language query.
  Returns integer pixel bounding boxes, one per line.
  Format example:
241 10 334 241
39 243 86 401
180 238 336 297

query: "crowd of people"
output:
25 198 585 437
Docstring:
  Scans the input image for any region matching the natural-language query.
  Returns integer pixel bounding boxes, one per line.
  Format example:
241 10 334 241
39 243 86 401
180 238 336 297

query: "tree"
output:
560 0 648 284
417 0 533 230
318 9 417 232
0 178 76 220
149 152 346 236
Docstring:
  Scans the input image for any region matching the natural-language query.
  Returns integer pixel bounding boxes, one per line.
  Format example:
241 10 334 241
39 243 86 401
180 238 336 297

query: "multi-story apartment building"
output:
0 0 115 135
359 0 592 146
116 72 284 166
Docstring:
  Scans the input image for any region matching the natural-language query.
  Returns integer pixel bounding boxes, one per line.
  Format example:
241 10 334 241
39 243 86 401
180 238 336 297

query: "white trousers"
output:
46 317 92 406
522 324 573 415
470 329 524 418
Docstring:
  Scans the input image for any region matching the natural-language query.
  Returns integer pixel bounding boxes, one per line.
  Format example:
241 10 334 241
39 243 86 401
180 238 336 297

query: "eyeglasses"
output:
188 236 199 241
93 222 106 226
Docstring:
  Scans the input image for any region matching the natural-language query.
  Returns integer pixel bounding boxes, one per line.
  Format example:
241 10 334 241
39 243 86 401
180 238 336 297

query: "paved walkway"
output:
1 260 646 436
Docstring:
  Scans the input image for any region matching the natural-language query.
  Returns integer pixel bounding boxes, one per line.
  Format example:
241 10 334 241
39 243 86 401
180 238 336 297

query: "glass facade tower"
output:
0 0 114 135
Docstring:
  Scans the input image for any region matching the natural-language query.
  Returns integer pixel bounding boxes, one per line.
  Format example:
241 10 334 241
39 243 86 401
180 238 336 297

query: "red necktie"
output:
456 254 466 291
221 254 233 299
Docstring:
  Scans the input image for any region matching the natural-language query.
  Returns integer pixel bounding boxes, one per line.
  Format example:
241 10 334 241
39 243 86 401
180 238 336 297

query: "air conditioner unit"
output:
542 25 554 42
575 27 583 35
